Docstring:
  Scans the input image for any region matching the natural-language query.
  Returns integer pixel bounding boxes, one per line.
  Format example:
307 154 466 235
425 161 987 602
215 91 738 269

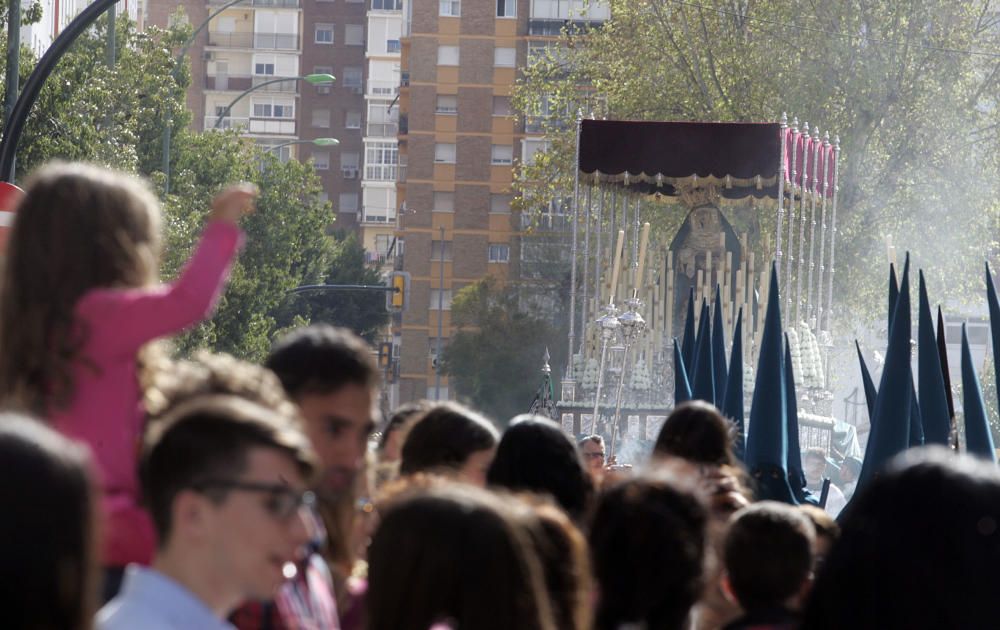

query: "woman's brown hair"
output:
0 162 162 412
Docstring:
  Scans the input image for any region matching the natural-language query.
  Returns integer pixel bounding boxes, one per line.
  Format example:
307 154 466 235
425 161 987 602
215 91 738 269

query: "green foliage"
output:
442 277 567 423
515 0 1000 329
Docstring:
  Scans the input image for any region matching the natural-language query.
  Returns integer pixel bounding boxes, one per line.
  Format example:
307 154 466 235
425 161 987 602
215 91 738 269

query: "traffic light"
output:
386 271 410 312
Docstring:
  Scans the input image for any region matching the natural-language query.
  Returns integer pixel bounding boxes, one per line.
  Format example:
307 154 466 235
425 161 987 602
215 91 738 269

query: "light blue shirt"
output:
97 565 236 630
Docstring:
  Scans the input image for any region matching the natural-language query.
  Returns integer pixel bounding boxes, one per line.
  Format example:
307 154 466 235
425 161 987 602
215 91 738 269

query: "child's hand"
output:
210 183 258 224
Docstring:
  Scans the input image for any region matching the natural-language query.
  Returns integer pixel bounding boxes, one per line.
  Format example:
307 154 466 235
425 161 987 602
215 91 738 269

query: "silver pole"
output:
785 118 800 317
825 137 841 333
815 132 831 331
805 127 821 328
435 225 445 400
795 122 810 325
568 117 582 380
633 195 641 268
775 113 788 269
594 185 605 314
608 344 631 460
580 183 592 355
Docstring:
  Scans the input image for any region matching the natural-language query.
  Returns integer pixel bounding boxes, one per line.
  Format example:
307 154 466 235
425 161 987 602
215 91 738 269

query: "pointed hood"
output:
857 255 913 490
937 306 955 422
986 263 1000 431
962 323 996 462
691 300 716 404
681 287 696 373
746 263 796 503
908 382 924 447
712 286 728 407
856 341 877 423
723 309 745 461
673 337 693 405
785 334 813 505
918 271 951 445
888 263 899 333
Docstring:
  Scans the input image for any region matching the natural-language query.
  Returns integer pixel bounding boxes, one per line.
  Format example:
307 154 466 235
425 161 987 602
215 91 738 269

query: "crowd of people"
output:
3 163 1000 630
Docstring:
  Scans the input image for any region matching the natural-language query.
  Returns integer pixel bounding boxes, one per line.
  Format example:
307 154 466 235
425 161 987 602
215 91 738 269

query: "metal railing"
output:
365 164 398 181
368 80 399 97
366 122 398 137
208 0 299 8
205 115 249 130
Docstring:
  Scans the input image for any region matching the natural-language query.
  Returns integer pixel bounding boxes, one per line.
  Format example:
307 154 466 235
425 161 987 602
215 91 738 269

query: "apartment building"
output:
391 0 607 405
146 0 366 227
360 0 402 264
22 0 142 56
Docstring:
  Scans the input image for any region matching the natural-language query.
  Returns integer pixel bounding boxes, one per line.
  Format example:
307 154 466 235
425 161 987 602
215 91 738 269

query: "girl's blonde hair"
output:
0 162 162 413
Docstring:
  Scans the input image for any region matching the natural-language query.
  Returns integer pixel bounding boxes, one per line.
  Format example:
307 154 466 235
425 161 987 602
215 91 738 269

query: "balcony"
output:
249 118 296 135
205 75 252 91
365 164 399 181
208 0 299 8
527 18 604 36
207 31 300 51
204 116 249 130
361 209 394 224
366 122 399 137
368 80 399 97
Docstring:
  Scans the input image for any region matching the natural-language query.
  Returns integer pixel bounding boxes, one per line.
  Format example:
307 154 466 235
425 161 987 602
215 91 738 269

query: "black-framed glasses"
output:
192 479 316 521
583 451 606 460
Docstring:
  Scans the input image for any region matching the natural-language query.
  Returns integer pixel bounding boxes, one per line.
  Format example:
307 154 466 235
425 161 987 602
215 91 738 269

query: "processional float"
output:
554 115 843 460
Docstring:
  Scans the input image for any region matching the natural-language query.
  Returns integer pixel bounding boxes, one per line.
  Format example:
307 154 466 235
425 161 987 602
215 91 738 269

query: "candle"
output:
609 230 625 305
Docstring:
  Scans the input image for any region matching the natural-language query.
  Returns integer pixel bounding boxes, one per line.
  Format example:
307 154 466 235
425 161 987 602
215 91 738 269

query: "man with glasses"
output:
579 434 607 482
98 395 319 629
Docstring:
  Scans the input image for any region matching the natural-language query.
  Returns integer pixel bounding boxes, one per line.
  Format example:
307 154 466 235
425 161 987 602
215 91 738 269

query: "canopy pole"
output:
775 113 788 272
580 182 592 356
593 184 605 319
785 118 800 319
825 136 841 334
815 132 831 332
567 116 582 386
795 121 811 325
805 127 821 330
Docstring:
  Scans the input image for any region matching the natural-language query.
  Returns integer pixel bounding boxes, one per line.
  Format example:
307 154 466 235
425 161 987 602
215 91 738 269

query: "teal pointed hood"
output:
712 286 728 407
723 308 745 461
673 337 693 405
856 340 877 423
692 300 716 404
962 323 996 462
918 271 951 445
681 287 696 373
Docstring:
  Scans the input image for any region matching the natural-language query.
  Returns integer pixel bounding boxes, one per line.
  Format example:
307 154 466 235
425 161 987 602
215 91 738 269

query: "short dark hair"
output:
379 400 432 452
399 402 499 476
140 395 318 543
803 447 827 463
653 401 736 466
578 434 605 448
0 413 98 630
487 415 593 521
266 325 379 398
590 475 707 630
724 502 815 610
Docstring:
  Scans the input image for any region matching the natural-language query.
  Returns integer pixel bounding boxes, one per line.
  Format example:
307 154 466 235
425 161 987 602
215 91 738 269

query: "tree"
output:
515 0 1000 326
442 277 567 423
274 230 391 344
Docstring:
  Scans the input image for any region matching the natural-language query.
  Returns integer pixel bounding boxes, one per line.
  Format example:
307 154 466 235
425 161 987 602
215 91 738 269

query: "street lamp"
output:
213 73 335 129
162 0 252 193
265 137 340 153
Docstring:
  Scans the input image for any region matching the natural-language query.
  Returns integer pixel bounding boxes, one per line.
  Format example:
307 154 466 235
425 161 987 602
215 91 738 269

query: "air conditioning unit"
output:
202 51 215 61
342 168 359 179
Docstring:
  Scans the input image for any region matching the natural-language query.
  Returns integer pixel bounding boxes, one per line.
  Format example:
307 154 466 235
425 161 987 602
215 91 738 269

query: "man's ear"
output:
171 489 214 544
720 570 740 606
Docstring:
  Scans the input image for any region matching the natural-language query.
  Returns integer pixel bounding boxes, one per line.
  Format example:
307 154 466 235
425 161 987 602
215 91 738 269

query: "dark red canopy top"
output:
578 119 835 200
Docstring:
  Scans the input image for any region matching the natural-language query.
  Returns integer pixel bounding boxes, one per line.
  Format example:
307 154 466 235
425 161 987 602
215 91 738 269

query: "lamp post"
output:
162 0 260 193
213 73 335 129
265 137 339 154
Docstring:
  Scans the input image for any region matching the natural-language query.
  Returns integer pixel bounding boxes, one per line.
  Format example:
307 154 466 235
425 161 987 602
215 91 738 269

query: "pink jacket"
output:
50 221 243 567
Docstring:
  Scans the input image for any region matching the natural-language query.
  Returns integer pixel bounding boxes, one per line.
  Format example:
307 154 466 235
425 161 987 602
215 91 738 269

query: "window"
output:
439 0 460 16
433 192 454 213
343 67 363 88
434 143 456 163
426 386 449 400
431 240 453 261
492 96 512 116
311 108 331 128
494 47 516 67
373 0 402 9
345 111 362 129
491 144 513 165
437 45 459 66
252 98 294 118
364 142 399 180
341 152 360 178
387 39 401 53
312 151 330 170
315 23 334 44
345 24 364 46
254 62 276 75
339 193 359 212
496 0 515 17
436 95 458 114
490 194 511 213
488 243 510 263
429 289 453 310
314 65 334 94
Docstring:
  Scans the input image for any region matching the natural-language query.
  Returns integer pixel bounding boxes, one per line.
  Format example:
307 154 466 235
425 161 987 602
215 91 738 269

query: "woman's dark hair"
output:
0 413 98 630
653 401 736 466
399 402 499 475
590 474 708 630
366 484 555 630
487 415 593 521
378 400 431 452
804 446 1000 629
